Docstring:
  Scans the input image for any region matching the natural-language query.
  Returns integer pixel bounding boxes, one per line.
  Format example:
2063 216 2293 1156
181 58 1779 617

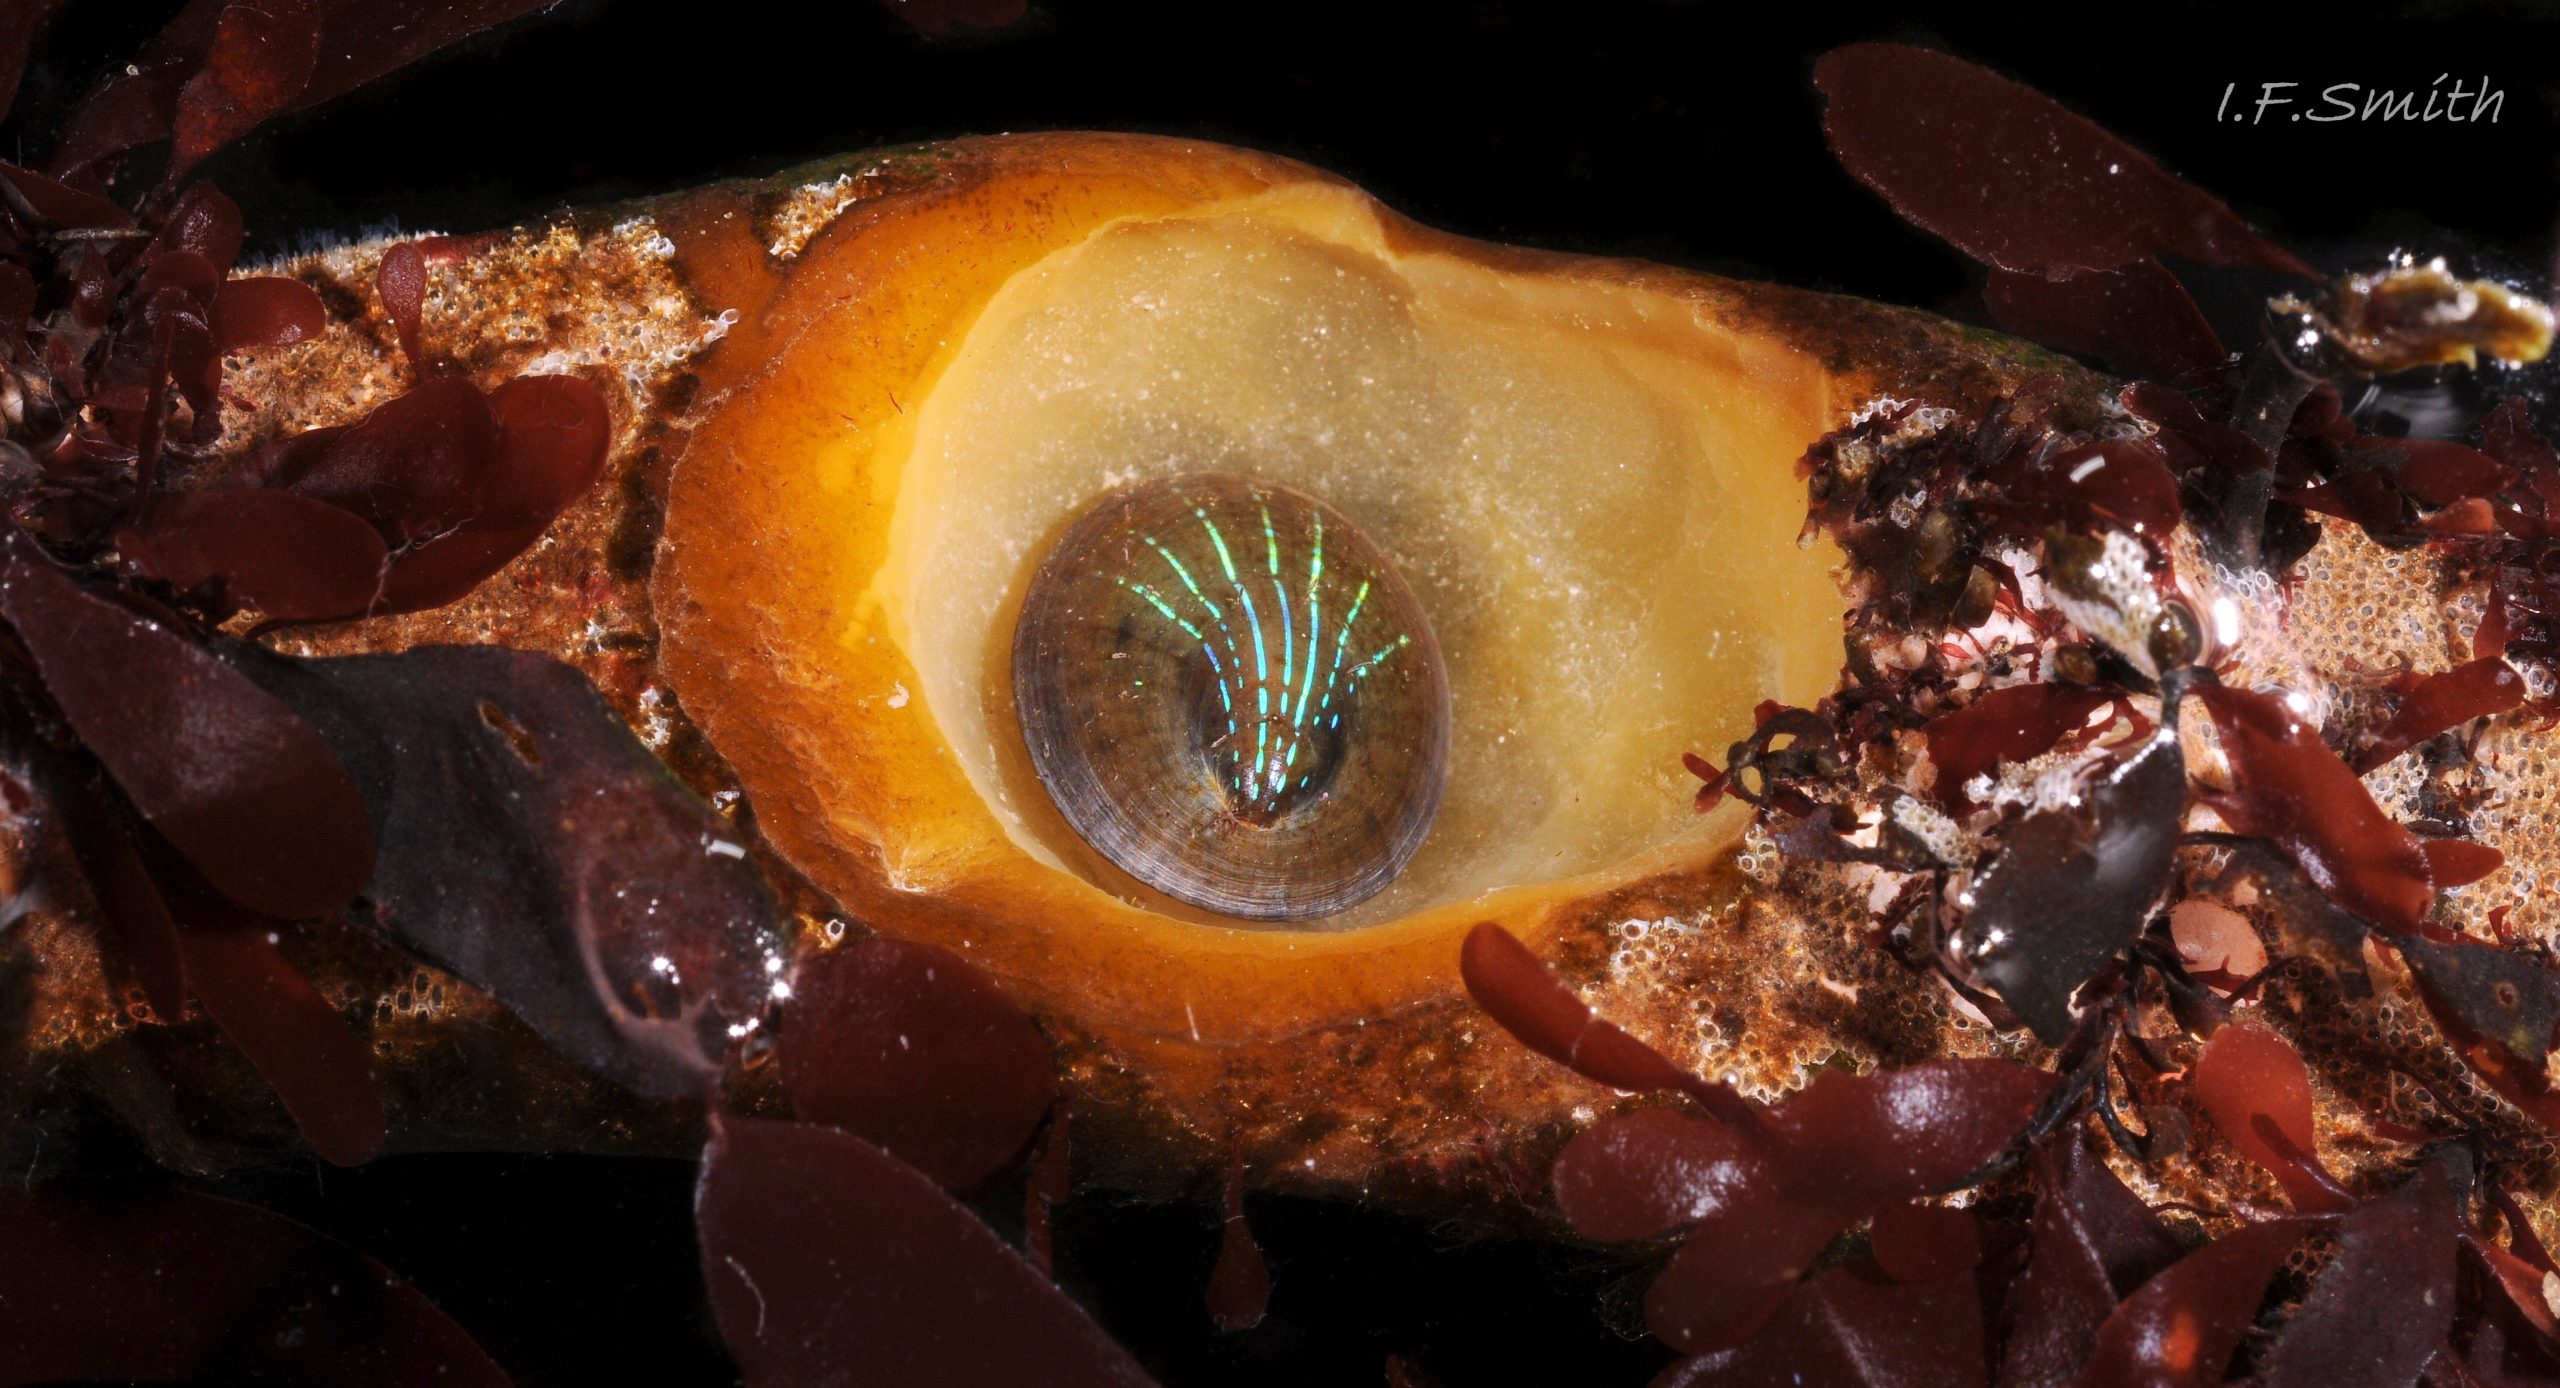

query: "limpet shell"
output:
1013 473 1449 922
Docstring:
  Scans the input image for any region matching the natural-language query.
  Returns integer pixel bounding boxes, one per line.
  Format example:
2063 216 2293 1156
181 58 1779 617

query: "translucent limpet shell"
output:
1011 473 1450 922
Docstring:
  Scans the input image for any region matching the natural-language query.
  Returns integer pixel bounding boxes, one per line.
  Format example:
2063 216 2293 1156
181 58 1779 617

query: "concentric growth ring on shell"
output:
1010 472 1451 922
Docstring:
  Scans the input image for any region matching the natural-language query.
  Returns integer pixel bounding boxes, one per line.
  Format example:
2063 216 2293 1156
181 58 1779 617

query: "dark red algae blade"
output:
376 241 428 370
0 263 31 347
1207 1153 1271 1332
1998 1133 2184 1388
170 0 322 177
1640 1062 2053 1355
54 784 187 1018
246 374 499 543
371 527 542 614
2391 439 2512 509
236 371 611 617
0 158 131 229
1025 1106 1072 1278
1460 921 1752 1124
1984 261 2229 384
2194 681 2434 933
1554 1106 1772 1243
2456 1249 2560 1385
2262 1166 2456 1388
2355 656 2526 773
1922 683 2113 811
2122 384 2272 481
1771 1061 2057 1204
2402 933 2560 1070
139 244 222 307
2480 396 2560 487
2069 1222 2303 1388
2423 839 2506 890
696 1117 1159 1388
120 488 390 622
1645 1193 1854 1355
155 180 245 266
478 375 615 527
143 279 220 448
1980 439 2184 543
230 643 780 1099
49 0 573 177
363 374 613 612
210 275 327 353
265 0 574 126
778 936 1055 1191
1654 1262 1986 1388
0 529 373 920
0 1186 510 1386
1867 1204 1982 1284
1812 42 2314 280
1815 44 2313 279
0 0 67 127
168 903 385 1167
2188 1019 2350 1212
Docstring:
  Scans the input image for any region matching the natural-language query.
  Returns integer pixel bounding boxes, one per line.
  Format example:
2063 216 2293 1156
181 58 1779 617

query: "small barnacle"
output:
1888 794 1974 870
2042 526 2176 678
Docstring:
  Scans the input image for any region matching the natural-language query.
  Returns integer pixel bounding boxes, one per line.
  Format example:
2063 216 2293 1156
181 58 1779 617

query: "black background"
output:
11 3 2559 1384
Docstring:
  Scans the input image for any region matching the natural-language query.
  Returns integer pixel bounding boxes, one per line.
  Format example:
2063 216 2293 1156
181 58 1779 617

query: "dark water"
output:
19 2 2557 300
9 2 2556 1383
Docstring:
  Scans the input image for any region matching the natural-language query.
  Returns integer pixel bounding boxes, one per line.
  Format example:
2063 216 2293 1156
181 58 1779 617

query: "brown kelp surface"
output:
4 7 2560 1386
